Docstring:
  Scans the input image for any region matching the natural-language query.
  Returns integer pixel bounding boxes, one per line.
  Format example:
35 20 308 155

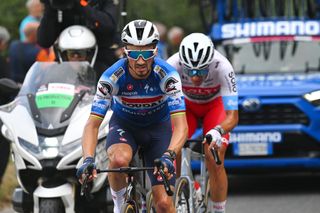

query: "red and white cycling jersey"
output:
167 50 238 110
167 50 238 140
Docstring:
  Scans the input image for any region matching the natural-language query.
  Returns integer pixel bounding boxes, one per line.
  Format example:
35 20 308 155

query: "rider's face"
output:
125 44 157 79
190 76 205 86
66 50 88 62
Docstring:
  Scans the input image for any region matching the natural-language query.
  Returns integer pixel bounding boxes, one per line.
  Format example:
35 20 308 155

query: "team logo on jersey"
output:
121 96 164 108
98 81 113 96
110 67 125 82
182 85 220 100
227 72 237 93
165 77 178 93
127 84 133 91
154 65 167 79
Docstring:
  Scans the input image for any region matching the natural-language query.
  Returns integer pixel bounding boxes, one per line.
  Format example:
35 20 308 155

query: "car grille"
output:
226 132 320 159
239 104 309 125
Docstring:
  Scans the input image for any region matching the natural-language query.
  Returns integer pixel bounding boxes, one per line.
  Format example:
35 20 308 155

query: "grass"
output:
0 160 18 210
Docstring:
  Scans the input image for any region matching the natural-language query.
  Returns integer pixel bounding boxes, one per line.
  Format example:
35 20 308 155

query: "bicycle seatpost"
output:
205 135 222 165
154 159 174 196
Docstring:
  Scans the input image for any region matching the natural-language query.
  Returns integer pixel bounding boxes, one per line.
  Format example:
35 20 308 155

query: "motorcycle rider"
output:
76 19 188 213
56 25 98 67
167 33 239 213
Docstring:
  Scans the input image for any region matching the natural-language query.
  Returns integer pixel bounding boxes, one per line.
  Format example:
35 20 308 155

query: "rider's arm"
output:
167 113 188 155
82 116 103 158
217 56 239 134
162 70 188 155
82 71 118 157
218 109 238 134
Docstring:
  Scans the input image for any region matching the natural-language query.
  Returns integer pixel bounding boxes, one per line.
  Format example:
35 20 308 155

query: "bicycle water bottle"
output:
141 198 147 213
194 181 203 206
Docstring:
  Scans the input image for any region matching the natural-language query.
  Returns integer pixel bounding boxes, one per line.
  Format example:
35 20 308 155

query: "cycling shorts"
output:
185 96 230 143
106 113 175 186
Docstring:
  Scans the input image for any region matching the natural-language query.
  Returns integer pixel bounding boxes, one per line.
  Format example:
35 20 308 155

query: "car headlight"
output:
304 90 320 106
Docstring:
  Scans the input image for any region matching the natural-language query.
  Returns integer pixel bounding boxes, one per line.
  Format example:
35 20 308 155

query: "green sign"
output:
36 93 74 109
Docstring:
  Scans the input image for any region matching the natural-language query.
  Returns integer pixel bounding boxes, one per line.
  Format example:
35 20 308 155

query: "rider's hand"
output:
76 157 97 184
155 154 175 180
204 128 222 150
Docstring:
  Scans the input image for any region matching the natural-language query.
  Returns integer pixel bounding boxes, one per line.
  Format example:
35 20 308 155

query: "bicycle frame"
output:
177 139 209 213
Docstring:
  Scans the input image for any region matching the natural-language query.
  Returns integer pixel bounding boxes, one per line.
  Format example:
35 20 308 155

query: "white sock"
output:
212 200 226 213
110 187 126 213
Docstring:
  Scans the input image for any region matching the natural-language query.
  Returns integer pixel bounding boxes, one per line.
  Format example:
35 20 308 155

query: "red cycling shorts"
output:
185 96 230 144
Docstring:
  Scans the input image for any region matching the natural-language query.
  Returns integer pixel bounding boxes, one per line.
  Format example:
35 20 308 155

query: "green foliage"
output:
126 0 204 34
0 0 205 40
0 0 28 40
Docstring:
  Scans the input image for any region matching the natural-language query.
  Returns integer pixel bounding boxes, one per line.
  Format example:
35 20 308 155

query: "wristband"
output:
214 125 226 135
164 149 177 161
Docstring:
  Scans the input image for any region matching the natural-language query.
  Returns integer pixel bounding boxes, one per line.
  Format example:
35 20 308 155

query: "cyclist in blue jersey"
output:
76 19 188 213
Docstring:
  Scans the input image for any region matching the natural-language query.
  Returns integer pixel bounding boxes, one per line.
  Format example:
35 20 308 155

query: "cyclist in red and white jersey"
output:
167 33 239 213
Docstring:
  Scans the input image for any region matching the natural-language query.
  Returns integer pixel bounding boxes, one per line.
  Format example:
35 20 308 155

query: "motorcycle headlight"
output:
304 90 320 106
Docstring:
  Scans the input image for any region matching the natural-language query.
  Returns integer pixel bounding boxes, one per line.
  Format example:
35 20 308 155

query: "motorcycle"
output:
0 61 113 213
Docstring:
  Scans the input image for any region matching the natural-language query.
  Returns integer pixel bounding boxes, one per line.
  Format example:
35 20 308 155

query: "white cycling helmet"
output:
121 19 159 46
57 25 98 67
179 33 215 69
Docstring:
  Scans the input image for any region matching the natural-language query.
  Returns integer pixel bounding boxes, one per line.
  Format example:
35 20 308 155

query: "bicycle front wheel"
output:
146 190 156 213
120 203 135 213
174 177 191 213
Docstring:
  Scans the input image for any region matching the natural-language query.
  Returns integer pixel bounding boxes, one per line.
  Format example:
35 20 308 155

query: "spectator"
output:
19 0 44 41
154 22 168 59
37 0 119 77
0 26 10 78
167 26 184 56
9 22 42 83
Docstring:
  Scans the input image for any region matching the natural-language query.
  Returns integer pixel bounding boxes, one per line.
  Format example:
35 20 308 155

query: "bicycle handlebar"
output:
154 158 174 196
205 134 222 165
80 162 173 197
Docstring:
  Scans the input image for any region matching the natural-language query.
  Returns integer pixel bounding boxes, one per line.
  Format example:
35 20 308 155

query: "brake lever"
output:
205 134 222 165
154 158 174 196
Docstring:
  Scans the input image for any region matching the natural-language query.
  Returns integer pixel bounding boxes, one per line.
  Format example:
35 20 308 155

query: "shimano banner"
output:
212 20 320 39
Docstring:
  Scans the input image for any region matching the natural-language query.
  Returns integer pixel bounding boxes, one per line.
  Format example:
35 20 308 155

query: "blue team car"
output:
195 0 320 173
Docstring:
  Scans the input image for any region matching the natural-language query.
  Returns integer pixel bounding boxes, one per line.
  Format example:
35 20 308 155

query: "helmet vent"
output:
203 46 211 64
193 42 199 51
136 28 144 40
124 26 131 37
148 27 154 38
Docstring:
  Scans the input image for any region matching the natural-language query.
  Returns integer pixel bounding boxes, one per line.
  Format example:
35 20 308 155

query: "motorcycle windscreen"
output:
18 62 96 130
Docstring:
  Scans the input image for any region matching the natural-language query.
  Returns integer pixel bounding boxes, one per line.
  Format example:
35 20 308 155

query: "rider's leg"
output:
107 143 133 213
204 144 228 213
203 97 229 213
142 119 175 213
105 115 137 213
152 185 175 213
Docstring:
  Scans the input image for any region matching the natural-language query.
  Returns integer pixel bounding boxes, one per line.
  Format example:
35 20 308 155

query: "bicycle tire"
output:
120 203 136 213
174 177 191 213
203 178 211 211
146 190 156 213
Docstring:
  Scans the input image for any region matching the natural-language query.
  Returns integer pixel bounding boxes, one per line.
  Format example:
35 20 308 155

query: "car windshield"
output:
216 39 320 74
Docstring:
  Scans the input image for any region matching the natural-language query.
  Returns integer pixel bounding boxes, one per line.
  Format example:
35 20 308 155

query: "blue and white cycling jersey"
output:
91 57 186 126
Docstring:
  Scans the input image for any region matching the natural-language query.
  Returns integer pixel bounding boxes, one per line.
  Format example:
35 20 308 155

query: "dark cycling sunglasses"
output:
124 49 156 60
184 68 209 77
66 50 88 58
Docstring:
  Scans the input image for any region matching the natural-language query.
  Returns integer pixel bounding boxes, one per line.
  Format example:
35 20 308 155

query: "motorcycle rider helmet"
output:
179 33 215 70
121 19 159 46
57 25 98 67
